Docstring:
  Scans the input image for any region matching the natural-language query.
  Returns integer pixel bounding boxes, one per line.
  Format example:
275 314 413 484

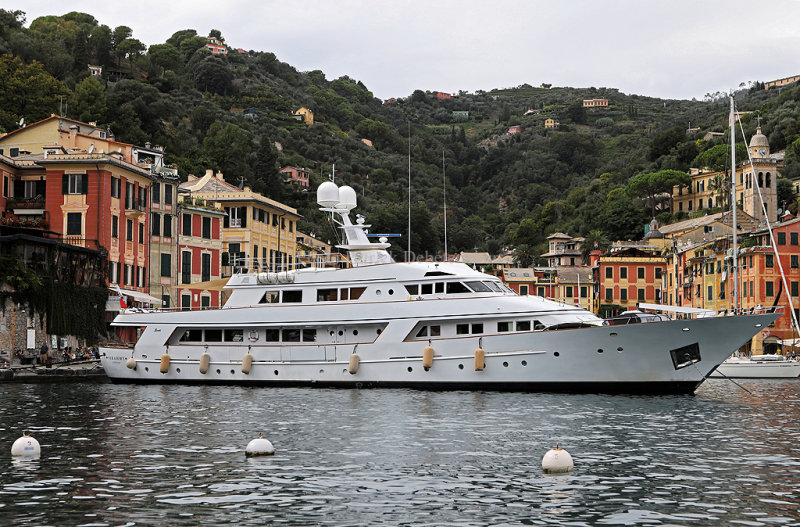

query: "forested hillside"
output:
3 9 800 262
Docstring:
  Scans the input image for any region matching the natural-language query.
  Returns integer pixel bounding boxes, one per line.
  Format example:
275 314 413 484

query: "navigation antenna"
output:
407 121 412 262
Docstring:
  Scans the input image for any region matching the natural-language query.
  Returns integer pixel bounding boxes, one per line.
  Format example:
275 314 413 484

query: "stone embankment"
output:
0 359 108 383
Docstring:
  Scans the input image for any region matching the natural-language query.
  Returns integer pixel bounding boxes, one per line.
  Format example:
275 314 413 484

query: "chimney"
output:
216 171 224 180
187 174 197 182
69 125 78 147
205 168 214 178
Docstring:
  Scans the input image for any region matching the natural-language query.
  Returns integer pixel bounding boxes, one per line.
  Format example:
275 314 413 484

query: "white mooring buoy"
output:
245 433 275 457
11 432 41 458
542 442 573 474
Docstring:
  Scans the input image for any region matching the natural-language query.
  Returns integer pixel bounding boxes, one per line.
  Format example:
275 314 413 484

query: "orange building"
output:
594 245 665 316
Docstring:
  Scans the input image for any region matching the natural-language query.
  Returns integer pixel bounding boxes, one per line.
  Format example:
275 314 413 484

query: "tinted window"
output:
265 329 280 341
516 321 531 331
225 329 243 342
282 290 303 303
180 329 202 342
465 281 491 292
446 282 471 294
205 329 222 342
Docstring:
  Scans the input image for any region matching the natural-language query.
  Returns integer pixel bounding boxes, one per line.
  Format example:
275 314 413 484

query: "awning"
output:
109 286 163 305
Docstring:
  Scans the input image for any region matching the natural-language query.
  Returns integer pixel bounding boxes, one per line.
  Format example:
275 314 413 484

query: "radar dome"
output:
337 185 357 210
317 181 339 208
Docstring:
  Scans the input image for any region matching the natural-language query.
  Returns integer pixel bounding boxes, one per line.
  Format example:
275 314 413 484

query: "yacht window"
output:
225 329 243 342
349 287 366 300
282 290 303 303
456 324 469 335
340 288 349 300
471 323 484 334
498 321 511 332
282 328 301 342
421 283 433 295
429 325 441 337
180 329 203 342
424 271 453 276
317 288 338 302
265 329 280 342
405 284 419 296
435 282 445 294
466 281 491 293
534 320 545 330
205 329 223 342
446 282 470 294
516 321 531 331
484 281 503 292
260 291 279 304
302 329 317 342
416 326 428 337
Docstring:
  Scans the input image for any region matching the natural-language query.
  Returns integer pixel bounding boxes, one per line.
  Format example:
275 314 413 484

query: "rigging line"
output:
698 361 754 396
735 111 800 338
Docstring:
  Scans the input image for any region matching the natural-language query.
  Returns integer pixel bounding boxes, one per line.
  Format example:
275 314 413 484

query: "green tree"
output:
70 75 106 122
626 169 691 218
0 55 69 132
202 121 253 180
116 38 145 68
148 43 181 75
191 55 233 95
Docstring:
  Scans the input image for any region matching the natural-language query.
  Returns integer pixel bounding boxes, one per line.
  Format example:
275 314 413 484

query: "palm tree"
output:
581 230 610 264
708 172 730 210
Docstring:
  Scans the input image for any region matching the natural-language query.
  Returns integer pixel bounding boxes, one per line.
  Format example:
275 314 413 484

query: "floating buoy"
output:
241 353 253 374
159 354 170 374
125 357 137 370
348 353 360 374
542 442 574 474
422 346 434 369
245 432 275 457
199 353 210 374
474 348 485 371
11 432 41 458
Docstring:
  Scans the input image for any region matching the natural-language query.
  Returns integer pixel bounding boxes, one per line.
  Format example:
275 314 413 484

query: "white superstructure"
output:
101 183 780 394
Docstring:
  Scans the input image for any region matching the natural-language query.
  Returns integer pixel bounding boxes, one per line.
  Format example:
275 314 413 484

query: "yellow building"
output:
180 170 301 274
0 115 131 162
672 127 778 223
555 267 594 311
544 118 559 129
293 107 314 126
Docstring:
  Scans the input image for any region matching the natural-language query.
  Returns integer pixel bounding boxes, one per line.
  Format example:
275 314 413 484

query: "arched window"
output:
766 173 771 187
758 172 764 187
708 197 713 208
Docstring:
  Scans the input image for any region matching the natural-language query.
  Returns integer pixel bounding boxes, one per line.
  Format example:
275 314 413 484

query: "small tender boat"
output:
101 182 780 394
709 354 800 379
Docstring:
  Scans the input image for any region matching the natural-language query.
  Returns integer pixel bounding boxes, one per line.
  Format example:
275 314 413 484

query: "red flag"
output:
120 297 127 309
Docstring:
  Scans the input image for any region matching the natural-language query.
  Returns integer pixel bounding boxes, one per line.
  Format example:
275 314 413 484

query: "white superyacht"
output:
101 182 779 393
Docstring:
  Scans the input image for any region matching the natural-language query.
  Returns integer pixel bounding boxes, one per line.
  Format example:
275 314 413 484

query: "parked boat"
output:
709 354 800 378
100 182 779 394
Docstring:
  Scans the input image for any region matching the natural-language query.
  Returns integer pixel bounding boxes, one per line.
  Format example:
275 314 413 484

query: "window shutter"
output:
224 208 230 228
62 173 68 194
81 173 89 194
14 179 24 197
240 207 247 228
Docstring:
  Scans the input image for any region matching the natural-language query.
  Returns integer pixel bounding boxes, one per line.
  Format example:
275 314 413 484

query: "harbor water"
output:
1 380 799 526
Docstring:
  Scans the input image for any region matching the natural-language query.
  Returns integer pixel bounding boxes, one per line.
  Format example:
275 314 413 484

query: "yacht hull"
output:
709 358 800 378
101 312 778 394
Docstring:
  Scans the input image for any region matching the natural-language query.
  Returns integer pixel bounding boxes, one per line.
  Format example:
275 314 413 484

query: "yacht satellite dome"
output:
336 185 357 210
317 181 340 208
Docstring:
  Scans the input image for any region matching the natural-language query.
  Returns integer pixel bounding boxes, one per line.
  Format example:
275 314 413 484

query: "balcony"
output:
125 199 147 218
230 218 242 228
0 215 49 230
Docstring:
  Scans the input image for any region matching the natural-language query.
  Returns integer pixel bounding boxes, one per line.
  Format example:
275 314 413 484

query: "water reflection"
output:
0 380 798 525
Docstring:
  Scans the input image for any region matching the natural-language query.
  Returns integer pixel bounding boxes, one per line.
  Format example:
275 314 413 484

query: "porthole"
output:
230 369 235 374
353 330 359 336
617 347 623 352
503 361 509 367
377 329 382 335
521 360 527 366
407 366 413 372
319 369 324 375
144 367 149 372
274 370 279 375
216 369 221 374
176 368 181 373
338 330 344 336
609 332 618 337
682 328 690 332
388 289 394 295
554 352 560 357
330 331 335 336
597 349 604 354
376 290 382 296
458 364 464 370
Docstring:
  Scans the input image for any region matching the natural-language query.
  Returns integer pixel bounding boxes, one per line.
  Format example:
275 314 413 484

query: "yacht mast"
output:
730 96 739 313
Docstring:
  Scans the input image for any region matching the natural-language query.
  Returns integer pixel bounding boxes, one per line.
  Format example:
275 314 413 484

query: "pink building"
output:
280 166 311 190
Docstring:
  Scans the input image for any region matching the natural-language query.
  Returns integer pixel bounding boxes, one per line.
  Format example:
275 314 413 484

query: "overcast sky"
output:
13 0 800 100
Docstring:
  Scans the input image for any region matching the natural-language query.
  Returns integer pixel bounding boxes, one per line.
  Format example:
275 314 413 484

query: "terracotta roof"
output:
457 251 494 265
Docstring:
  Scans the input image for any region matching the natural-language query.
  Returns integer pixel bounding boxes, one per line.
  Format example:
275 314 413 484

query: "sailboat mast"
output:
443 149 448 259
730 96 739 313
